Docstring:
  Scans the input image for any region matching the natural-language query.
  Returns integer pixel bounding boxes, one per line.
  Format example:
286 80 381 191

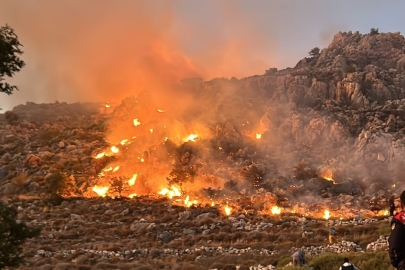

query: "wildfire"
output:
157 109 165 113
392 184 396 188
185 134 198 142
256 133 262 139
133 118 141 126
224 205 233 216
105 104 111 108
128 174 137 186
92 185 109 197
271 206 281 215
159 185 181 199
324 210 330 220
111 146 119 153
113 166 120 172
319 169 336 184
384 210 389 216
95 152 106 159
128 193 137 199
150 129 154 134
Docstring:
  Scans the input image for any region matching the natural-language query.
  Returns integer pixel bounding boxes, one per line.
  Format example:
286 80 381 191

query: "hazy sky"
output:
1 0 405 111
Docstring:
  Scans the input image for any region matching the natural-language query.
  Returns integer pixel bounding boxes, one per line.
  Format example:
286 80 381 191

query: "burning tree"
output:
166 165 197 191
108 176 129 198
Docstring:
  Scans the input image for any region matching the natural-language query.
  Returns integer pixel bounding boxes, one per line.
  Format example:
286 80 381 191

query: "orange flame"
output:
113 166 120 172
111 146 119 153
95 152 106 159
185 134 198 142
128 174 137 186
120 139 128 145
319 169 336 184
256 133 262 139
92 185 109 197
133 118 141 126
271 206 281 215
128 193 137 199
103 166 113 172
324 210 330 220
224 205 233 216
105 104 111 108
157 109 165 113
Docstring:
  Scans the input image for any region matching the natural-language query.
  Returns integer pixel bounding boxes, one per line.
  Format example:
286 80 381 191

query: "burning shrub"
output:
45 172 77 199
108 176 128 198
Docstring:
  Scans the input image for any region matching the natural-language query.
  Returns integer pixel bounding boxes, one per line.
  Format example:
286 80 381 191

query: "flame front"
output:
271 206 281 215
92 185 109 197
224 205 233 216
324 210 330 220
128 193 137 199
256 133 262 139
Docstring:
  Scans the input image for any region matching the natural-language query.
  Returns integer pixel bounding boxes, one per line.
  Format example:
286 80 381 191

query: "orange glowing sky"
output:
0 0 404 110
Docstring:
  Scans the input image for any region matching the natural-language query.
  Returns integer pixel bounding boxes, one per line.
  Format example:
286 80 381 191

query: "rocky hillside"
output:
0 30 404 270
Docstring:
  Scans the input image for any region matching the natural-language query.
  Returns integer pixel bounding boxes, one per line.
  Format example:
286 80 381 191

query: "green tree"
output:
309 47 320 58
0 25 25 95
0 203 41 269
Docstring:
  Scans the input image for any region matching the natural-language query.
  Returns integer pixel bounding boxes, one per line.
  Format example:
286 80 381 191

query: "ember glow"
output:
133 118 141 126
157 109 165 113
159 185 182 199
128 174 137 186
95 152 106 159
105 104 111 108
256 133 262 139
224 205 233 216
111 146 119 153
271 206 281 215
323 210 330 220
128 193 137 199
319 169 336 184
92 185 109 197
113 166 120 172
185 134 198 142
120 139 128 145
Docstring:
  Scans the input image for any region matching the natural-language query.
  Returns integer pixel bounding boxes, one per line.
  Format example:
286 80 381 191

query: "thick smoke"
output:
0 1 279 110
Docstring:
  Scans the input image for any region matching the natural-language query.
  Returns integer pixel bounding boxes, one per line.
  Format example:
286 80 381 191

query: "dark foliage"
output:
309 47 320 58
294 161 317 180
370 28 379 36
0 203 41 269
4 111 18 124
0 25 25 95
